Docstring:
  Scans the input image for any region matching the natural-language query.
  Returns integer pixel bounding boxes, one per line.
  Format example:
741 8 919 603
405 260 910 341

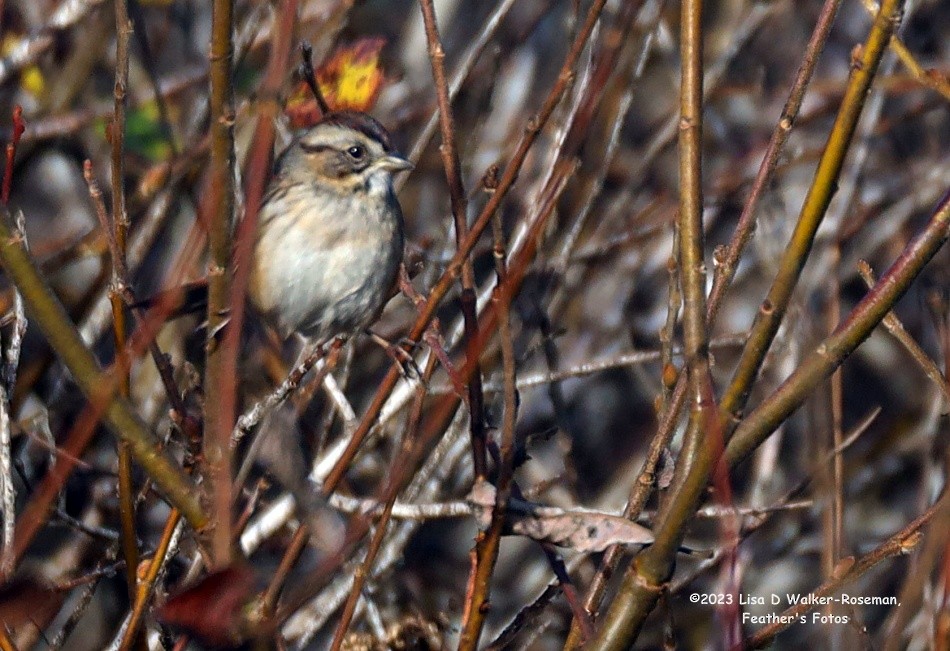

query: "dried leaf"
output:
508 509 656 553
468 479 656 553
287 37 387 127
156 565 255 648
0 576 63 644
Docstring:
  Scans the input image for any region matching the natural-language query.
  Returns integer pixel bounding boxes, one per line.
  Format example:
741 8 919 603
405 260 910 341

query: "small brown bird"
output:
249 111 412 343
142 112 411 345
246 113 412 547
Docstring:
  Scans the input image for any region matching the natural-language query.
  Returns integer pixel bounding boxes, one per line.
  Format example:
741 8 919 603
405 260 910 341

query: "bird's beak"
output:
375 154 414 173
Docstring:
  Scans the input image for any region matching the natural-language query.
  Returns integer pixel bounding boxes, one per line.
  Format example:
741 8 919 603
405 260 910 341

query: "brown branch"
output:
418 0 488 496
591 1 909 646
119 511 182 650
320 0 611 505
205 0 237 568
0 206 206 534
745 493 944 648
299 41 330 115
858 260 950 403
109 0 141 620
1 106 24 205
456 195 520 650
328 353 439 651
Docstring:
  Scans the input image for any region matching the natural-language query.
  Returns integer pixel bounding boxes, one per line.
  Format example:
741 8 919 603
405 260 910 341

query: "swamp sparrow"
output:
248 111 412 343
244 113 411 547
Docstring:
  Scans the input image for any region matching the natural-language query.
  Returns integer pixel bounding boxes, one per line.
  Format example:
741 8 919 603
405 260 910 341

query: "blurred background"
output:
0 0 948 648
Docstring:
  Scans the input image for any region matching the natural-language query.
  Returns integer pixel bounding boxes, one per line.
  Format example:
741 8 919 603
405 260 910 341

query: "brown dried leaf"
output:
507 509 656 552
156 565 256 648
0 576 63 645
468 479 656 553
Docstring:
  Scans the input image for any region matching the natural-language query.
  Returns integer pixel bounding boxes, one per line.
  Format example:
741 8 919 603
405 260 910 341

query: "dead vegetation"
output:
0 0 948 649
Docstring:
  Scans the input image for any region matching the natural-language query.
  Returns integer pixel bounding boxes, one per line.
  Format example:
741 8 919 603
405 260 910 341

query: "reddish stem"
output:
2 105 25 205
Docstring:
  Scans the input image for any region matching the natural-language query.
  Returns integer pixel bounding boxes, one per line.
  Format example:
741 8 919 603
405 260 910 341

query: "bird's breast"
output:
249 184 403 340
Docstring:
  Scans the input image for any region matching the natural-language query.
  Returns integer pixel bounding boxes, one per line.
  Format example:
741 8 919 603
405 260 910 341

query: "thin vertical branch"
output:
110 0 140 613
0 266 22 579
403 0 519 176
225 0 299 457
1 106 24 205
458 204 521 650
672 0 715 480
418 0 487 482
205 0 236 567
118 512 184 650
829 250 845 565
665 0 739 646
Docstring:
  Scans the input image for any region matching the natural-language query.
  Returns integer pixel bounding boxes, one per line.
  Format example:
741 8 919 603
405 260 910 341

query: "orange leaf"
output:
286 37 388 127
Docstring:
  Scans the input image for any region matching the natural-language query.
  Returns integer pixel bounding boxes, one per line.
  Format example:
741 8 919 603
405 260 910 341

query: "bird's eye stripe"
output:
299 142 332 154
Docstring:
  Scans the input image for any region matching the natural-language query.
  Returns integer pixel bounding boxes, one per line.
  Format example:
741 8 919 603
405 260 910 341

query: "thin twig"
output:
457 177 522 650
299 41 330 115
745 493 944 648
857 0 950 102
402 0 519 175
118 512 184 650
0 385 13 578
858 260 950 403
0 208 25 579
232 345 326 443
328 353 438 651
417 0 487 483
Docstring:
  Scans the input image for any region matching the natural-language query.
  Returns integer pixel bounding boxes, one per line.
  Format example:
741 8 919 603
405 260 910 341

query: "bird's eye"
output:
347 145 366 160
